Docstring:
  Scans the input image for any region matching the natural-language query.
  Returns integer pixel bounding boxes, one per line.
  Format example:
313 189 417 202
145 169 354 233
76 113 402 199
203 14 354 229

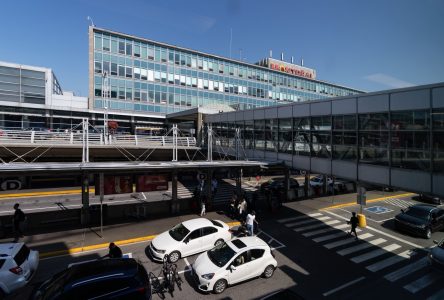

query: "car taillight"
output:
137 287 146 294
9 266 23 275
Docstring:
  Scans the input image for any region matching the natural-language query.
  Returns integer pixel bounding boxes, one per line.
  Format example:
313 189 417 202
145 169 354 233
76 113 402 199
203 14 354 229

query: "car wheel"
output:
263 265 275 278
214 239 224 247
168 251 181 263
213 279 227 294
425 228 432 239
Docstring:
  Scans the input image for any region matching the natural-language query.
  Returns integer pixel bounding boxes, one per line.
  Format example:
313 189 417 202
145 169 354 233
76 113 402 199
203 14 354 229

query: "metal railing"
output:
0 130 197 148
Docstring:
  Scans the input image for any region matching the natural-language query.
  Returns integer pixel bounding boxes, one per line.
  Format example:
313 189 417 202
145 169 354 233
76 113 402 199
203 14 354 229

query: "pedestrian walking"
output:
347 212 359 240
13 203 26 242
200 196 207 216
239 198 248 220
103 242 123 259
245 211 258 236
228 197 236 219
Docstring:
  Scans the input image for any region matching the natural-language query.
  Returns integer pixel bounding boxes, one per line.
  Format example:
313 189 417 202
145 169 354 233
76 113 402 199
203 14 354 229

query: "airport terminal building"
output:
0 26 363 133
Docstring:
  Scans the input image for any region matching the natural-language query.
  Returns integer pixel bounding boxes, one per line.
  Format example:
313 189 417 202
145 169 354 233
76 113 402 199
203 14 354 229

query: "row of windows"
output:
93 54 327 103
93 32 359 98
211 110 444 172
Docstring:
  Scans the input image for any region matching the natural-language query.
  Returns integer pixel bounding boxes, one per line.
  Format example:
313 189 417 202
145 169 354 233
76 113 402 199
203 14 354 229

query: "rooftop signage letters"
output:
268 59 316 79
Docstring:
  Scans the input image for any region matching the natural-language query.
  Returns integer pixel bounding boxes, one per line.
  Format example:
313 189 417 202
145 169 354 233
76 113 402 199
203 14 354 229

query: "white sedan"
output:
192 236 278 294
149 218 232 263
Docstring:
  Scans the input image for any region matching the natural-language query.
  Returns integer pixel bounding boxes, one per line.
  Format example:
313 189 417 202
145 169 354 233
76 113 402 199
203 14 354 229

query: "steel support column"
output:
81 172 90 226
171 170 179 214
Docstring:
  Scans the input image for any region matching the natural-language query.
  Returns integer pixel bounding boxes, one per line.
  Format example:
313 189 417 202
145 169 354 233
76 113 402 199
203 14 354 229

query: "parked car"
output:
30 258 151 300
260 177 299 193
192 236 278 294
429 238 444 271
149 218 232 263
309 175 332 187
0 243 39 297
394 204 444 239
419 194 443 205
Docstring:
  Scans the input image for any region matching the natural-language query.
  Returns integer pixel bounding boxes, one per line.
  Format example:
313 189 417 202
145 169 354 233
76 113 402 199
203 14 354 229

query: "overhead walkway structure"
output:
205 82 444 198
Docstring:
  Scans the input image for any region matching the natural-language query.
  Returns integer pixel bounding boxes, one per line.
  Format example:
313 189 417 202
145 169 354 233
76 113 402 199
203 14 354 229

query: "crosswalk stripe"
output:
324 233 373 249
313 231 346 243
337 238 386 256
293 220 340 232
293 222 328 232
287 217 330 227
403 273 442 294
351 244 401 264
302 227 337 237
333 224 350 230
384 257 429 282
366 250 411 272
277 213 323 223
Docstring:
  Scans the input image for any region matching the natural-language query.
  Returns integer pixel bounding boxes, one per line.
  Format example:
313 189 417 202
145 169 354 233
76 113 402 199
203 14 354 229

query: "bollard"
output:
357 214 367 228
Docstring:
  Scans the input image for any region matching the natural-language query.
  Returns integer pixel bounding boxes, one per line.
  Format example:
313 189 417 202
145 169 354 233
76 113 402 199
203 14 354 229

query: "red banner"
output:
136 175 168 192
95 175 133 195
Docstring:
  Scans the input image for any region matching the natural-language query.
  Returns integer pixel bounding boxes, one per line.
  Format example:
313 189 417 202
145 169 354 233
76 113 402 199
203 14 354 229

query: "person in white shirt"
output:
245 211 258 236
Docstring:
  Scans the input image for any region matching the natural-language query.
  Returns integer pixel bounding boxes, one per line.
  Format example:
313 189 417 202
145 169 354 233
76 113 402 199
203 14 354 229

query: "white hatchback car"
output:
149 218 232 263
0 243 39 297
192 236 278 294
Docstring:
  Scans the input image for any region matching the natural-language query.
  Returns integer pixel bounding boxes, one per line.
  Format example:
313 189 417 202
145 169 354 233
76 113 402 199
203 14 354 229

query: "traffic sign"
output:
357 186 367 205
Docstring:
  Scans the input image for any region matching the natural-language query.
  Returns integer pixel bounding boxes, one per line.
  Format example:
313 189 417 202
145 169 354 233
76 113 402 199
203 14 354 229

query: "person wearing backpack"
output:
13 203 26 242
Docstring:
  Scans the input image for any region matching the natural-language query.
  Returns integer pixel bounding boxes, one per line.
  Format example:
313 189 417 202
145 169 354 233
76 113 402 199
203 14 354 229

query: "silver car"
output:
0 243 39 297
429 238 444 271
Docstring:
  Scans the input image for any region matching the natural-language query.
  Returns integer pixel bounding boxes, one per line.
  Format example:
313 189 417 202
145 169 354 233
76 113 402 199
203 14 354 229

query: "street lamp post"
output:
102 72 109 144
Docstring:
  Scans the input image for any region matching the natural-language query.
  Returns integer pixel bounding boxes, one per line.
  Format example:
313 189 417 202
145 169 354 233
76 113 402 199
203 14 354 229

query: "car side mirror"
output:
230 265 236 272
433 240 438 245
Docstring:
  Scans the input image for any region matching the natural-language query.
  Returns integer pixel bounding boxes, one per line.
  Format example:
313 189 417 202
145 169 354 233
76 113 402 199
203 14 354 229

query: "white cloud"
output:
364 73 414 88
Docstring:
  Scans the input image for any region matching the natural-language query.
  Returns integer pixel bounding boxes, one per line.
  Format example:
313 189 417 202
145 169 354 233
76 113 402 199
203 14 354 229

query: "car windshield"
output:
207 242 236 267
405 207 430 220
168 223 190 241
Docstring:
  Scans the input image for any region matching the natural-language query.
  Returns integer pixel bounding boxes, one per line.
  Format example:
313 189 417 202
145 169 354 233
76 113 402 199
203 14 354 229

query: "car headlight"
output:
157 249 166 254
201 273 215 280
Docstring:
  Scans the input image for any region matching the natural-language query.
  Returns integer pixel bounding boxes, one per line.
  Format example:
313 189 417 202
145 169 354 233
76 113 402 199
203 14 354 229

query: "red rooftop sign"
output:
268 58 316 79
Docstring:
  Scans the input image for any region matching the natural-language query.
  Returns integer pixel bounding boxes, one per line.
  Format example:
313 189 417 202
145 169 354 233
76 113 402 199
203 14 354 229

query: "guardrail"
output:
0 130 197 148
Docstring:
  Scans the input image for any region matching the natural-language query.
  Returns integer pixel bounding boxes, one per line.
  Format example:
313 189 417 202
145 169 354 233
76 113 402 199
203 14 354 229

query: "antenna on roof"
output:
229 28 233 59
87 16 95 27
291 56 294 64
269 50 272 58
281 52 284 61
301 57 304 66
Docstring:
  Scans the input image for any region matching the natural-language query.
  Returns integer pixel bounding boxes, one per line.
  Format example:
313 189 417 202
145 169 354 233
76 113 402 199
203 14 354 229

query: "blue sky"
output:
1 0 443 96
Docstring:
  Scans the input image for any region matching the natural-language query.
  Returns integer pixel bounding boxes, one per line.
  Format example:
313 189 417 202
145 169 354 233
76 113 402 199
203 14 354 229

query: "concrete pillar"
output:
236 168 242 199
80 172 90 226
304 173 310 198
171 170 179 214
284 168 290 202
196 113 203 145
322 174 327 195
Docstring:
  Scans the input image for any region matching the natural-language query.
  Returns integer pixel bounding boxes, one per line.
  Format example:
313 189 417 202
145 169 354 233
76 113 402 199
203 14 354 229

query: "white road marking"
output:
303 226 342 237
293 222 328 232
313 231 346 243
277 213 323 223
256 230 286 249
366 250 411 272
351 244 401 264
322 276 366 296
384 257 429 282
404 273 442 294
337 238 386 256
287 217 330 227
324 233 373 249
333 223 354 230
324 211 424 249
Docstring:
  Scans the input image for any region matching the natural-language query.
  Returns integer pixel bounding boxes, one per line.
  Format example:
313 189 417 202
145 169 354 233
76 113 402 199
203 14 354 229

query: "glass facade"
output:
0 65 47 104
92 28 361 115
211 108 442 173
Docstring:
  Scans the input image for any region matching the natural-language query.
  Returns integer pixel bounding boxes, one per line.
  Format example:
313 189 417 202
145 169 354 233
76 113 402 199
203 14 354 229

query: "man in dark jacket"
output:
347 212 359 240
104 242 123 259
13 203 26 242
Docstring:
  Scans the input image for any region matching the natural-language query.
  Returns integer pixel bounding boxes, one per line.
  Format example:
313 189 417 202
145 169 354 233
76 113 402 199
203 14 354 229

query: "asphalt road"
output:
7 194 444 300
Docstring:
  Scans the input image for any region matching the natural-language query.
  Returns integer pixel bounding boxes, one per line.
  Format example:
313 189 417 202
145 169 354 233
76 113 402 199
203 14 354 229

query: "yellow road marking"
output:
40 221 241 259
0 188 97 199
321 193 415 210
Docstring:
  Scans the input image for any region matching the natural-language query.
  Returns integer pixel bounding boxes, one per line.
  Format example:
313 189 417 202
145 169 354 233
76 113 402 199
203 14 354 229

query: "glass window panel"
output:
278 118 292 153
433 132 444 172
254 120 265 150
391 110 429 130
359 113 389 130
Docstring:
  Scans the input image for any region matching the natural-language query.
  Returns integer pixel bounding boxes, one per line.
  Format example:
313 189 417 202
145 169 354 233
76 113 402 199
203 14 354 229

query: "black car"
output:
30 258 151 300
394 204 444 239
260 178 300 193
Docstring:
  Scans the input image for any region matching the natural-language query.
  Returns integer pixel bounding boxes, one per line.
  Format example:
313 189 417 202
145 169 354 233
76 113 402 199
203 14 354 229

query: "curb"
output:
40 221 241 259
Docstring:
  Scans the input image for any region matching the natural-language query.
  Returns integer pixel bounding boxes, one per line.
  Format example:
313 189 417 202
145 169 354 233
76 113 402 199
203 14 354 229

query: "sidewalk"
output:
0 189 413 259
